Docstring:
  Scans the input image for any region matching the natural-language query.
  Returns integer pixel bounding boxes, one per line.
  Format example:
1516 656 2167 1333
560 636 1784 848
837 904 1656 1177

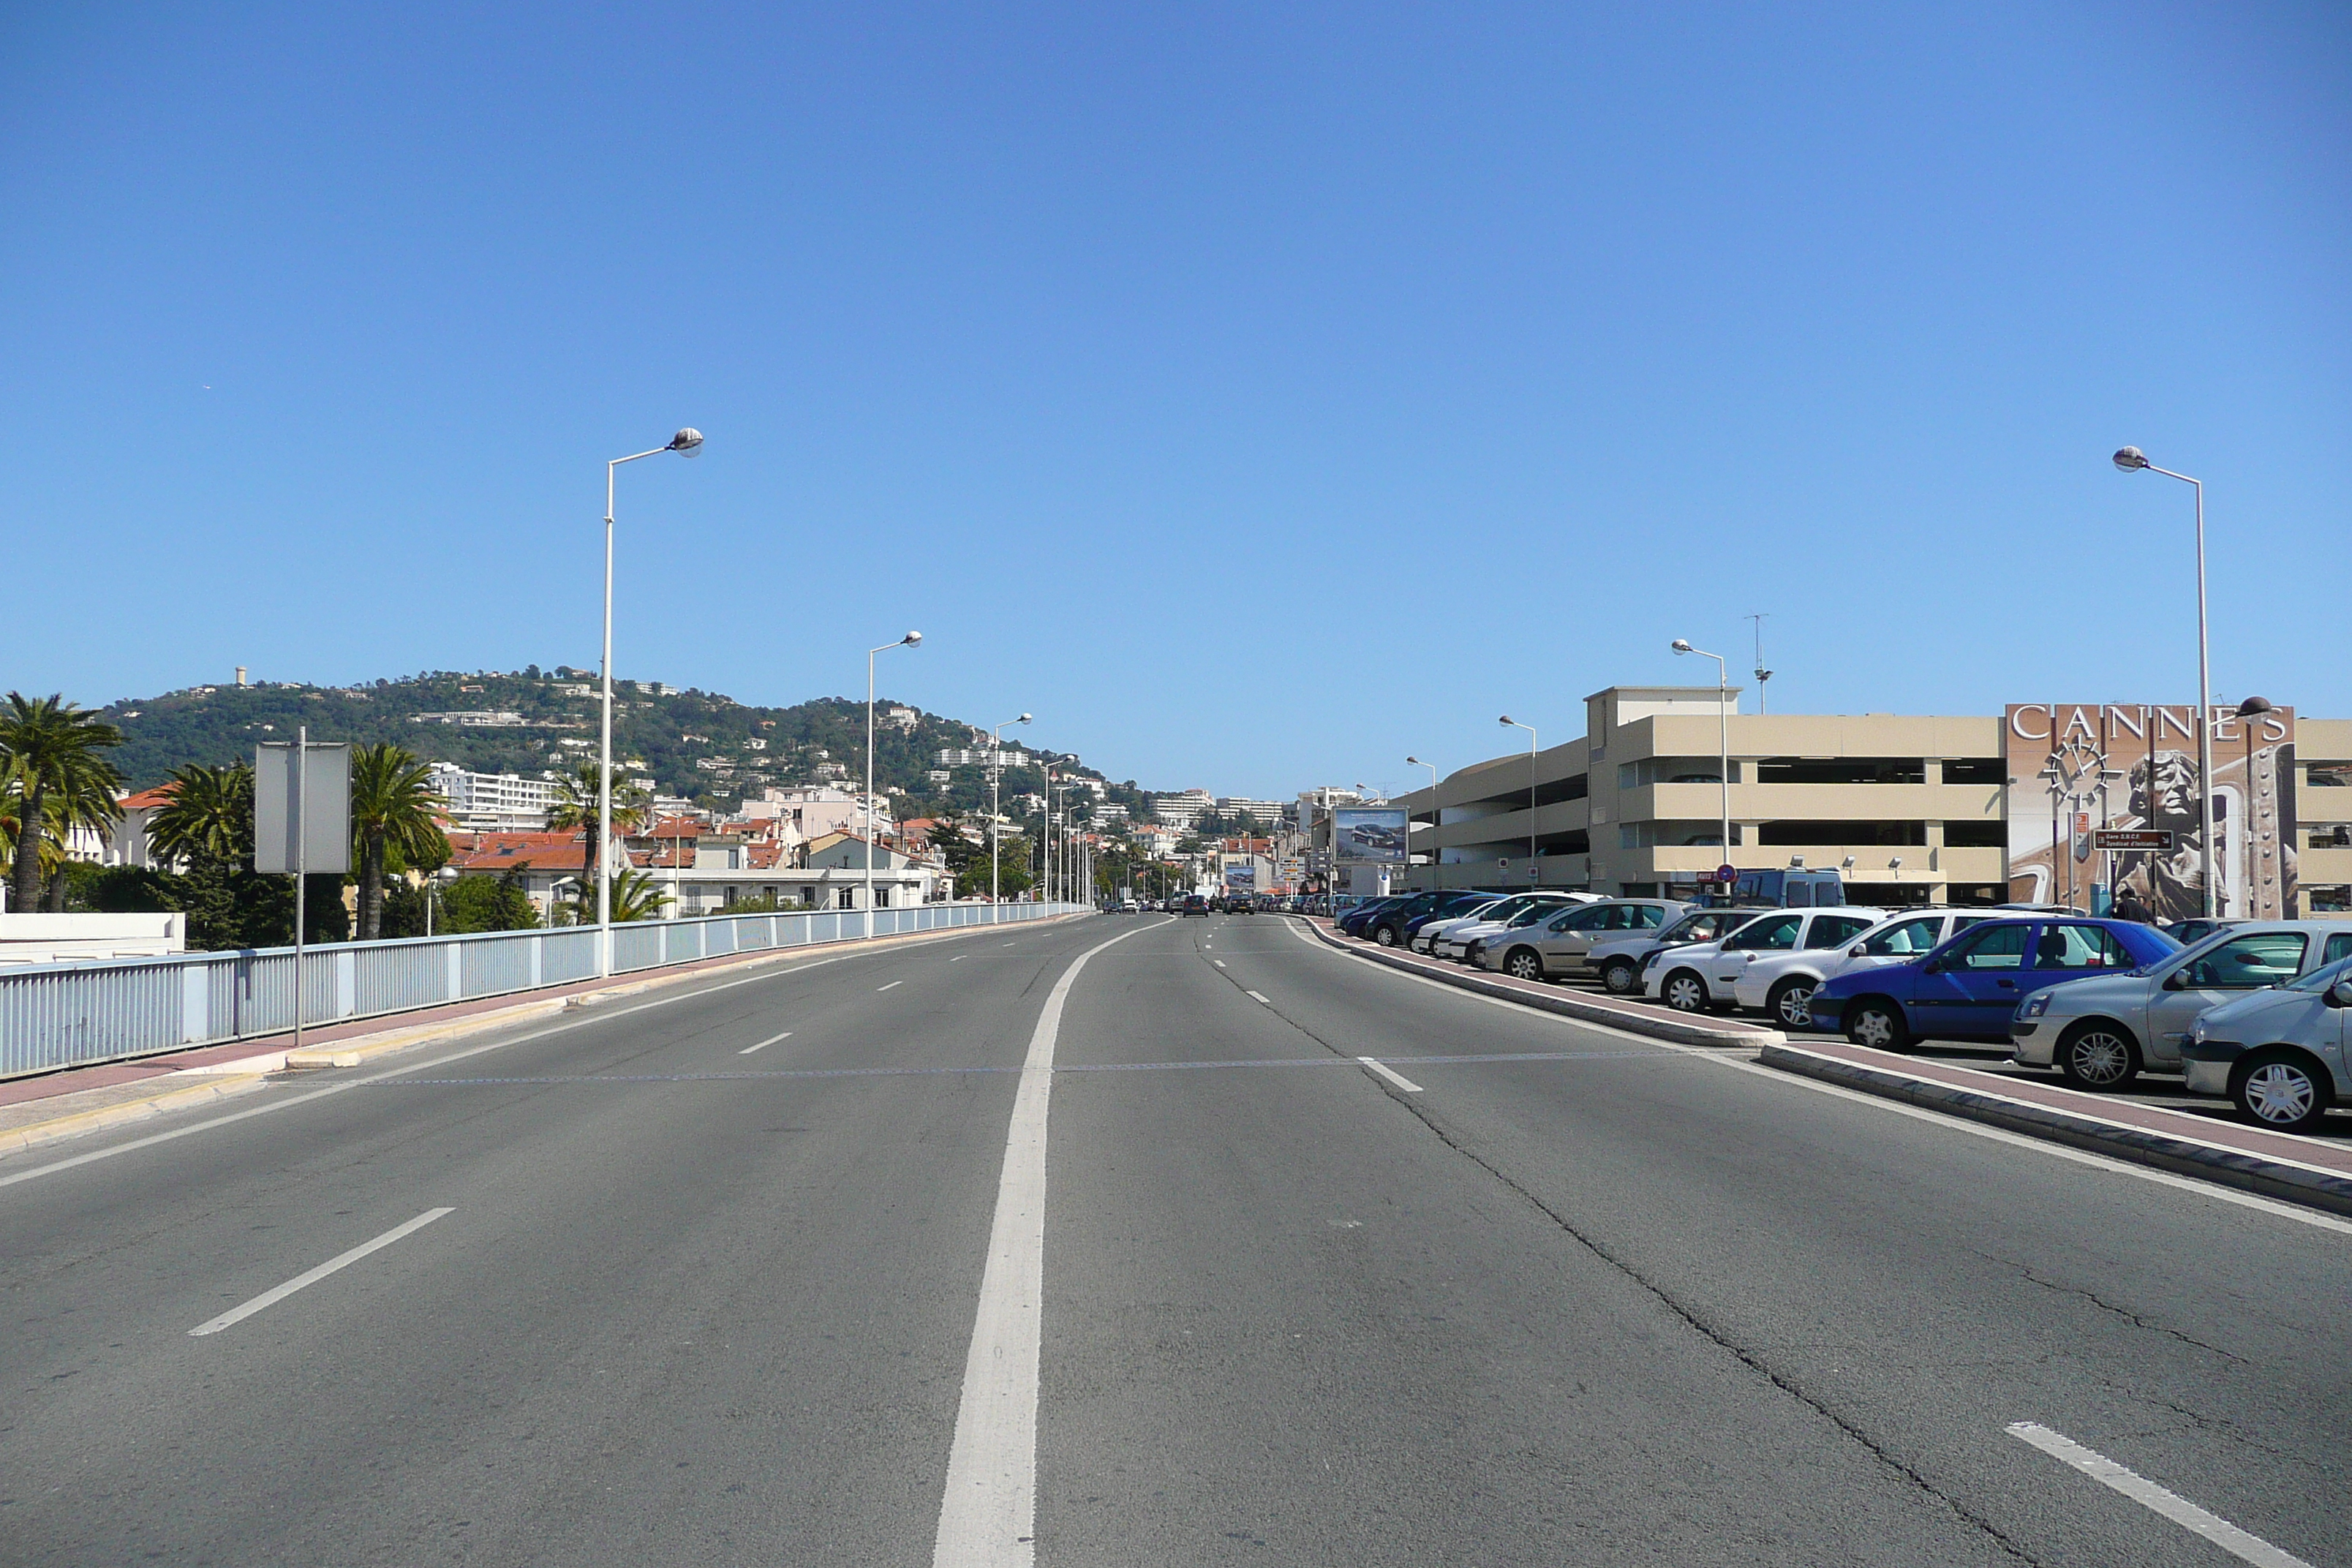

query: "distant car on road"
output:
1808 916 2179 1051
2011 920 2352 1090
1179 894 1210 916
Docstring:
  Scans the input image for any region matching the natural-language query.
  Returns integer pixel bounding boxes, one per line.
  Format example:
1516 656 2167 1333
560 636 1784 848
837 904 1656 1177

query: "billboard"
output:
1332 807 1409 866
2004 704 2296 921
1224 862 1257 889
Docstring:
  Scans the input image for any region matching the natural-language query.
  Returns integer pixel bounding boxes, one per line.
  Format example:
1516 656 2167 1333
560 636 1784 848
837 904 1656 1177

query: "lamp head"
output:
1406 755 1421 766
1019 712 1032 724
1671 639 1693 654
902 630 922 647
2112 446 2149 472
2235 696 2274 718
1498 715 1513 727
669 428 704 456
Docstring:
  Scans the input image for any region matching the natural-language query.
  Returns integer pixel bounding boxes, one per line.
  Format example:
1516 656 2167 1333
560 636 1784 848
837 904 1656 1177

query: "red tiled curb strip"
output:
1762 1040 2352 1220
1301 918 1784 1049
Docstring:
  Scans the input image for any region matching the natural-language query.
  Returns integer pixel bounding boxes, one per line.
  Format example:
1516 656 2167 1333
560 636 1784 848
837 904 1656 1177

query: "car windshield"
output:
2285 953 2352 993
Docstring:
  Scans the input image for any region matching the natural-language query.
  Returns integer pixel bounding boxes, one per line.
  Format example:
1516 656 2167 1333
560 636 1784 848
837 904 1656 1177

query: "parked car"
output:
1477 898 1689 981
1585 907 1771 996
1732 908 2002 1030
1399 892 1513 949
1432 893 1581 960
2182 954 2352 1132
2010 920 2352 1090
1411 897 1507 953
2163 917 2241 946
1336 897 1404 938
1361 890 1475 948
1809 916 2180 1050
1643 907 1889 1011
1179 894 1210 916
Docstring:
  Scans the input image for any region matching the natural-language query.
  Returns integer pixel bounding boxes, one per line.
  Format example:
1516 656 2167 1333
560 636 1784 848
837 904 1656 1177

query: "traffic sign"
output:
2092 829 2175 852
1716 862 1738 884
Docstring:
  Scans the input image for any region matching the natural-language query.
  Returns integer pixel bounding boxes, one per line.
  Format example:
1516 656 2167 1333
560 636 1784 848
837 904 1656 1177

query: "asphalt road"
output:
2 913 2344 1567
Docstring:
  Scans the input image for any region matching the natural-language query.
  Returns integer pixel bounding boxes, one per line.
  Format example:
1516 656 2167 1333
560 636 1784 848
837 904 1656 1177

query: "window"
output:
1618 758 1741 789
1756 821 1928 846
1942 821 2007 848
1807 914 1877 948
837 888 853 909
1945 923 2030 970
1533 774 1588 806
2307 885 2352 913
2032 923 2134 971
1634 904 1668 928
2307 764 2352 788
2307 825 2352 848
2326 932 2352 967
1549 905 1613 932
1756 758 1924 785
2180 931 2307 988
876 887 892 908
1861 916 1945 957
1724 913 1802 951
802 886 818 905
1941 758 2006 785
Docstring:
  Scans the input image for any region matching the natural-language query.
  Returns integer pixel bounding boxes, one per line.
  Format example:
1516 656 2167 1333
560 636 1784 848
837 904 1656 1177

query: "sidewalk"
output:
1303 919 1782 1048
1763 1036 2352 1219
0 912 1085 1158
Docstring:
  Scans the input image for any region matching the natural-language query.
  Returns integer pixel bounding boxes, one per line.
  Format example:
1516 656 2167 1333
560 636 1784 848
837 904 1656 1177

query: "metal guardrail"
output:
0 902 1087 1080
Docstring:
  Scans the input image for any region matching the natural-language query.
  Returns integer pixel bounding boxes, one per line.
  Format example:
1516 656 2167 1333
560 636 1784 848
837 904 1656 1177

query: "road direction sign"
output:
2092 829 2176 852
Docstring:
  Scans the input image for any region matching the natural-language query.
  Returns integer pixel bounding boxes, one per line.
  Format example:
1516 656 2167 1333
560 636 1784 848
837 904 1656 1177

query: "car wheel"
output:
1845 1000 1907 1052
2231 1051 2333 1134
2057 1023 2140 1091
1662 970 1708 1012
1372 924 1398 947
1601 959 1639 995
1766 977 1817 1031
1504 947 1545 981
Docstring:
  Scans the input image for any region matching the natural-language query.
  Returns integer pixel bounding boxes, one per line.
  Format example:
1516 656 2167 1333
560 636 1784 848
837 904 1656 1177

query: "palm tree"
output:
546 759 650 902
34 749 126 908
348 744 446 941
565 866 668 924
0 693 124 911
146 762 257 870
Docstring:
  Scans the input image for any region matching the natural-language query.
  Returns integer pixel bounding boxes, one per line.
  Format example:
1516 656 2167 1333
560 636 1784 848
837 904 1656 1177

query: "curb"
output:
1 912 1089 1153
1760 1041 2352 1220
1303 920 1785 1049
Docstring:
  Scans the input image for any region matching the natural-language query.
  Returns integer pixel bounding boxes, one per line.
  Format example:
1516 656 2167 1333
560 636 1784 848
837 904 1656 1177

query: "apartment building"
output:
426 762 561 833
1402 685 2352 914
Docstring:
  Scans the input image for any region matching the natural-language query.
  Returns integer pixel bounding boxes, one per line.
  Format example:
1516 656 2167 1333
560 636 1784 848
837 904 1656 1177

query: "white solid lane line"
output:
951 955 966 962
878 981 903 992
2007 1422 2314 1568
190 1207 453 1337
1357 1057 1425 1093
1245 990 1271 1003
932 916 1170 1567
739 1031 793 1055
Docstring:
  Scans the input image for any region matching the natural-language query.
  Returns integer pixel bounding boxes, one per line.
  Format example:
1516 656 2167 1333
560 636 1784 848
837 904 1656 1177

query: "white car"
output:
1731 908 1999 1029
1436 893 1585 962
1411 897 1509 954
1586 907 1771 997
1643 906 1888 1012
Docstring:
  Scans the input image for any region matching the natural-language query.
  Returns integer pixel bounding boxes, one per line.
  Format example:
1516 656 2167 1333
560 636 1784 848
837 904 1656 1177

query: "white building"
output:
1218 797 1284 826
1154 788 1215 830
427 763 562 832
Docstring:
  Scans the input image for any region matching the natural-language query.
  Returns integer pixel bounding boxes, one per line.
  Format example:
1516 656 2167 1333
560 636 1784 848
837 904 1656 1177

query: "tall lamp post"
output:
2235 696 2275 918
990 714 1031 905
1670 640 1734 867
1498 718 1538 886
1406 755 1439 876
598 427 701 976
865 631 923 937
2114 446 2218 918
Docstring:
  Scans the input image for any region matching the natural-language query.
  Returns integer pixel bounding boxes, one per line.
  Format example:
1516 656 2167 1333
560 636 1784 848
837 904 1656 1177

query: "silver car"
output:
2181 957 2352 1133
1411 897 1509 954
1643 906 1888 1012
2010 920 2352 1090
1476 899 1688 982
1583 906 1769 996
1445 894 1587 965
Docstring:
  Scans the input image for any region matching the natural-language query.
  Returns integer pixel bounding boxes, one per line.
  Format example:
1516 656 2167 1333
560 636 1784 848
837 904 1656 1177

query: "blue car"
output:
1398 891 1502 942
1807 916 2180 1052
1337 897 1406 938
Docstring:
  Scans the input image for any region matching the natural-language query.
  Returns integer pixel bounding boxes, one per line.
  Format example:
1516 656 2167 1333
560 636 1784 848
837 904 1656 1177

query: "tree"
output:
0 693 124 911
440 867 542 933
348 743 445 941
546 759 649 897
565 866 668 924
146 761 255 870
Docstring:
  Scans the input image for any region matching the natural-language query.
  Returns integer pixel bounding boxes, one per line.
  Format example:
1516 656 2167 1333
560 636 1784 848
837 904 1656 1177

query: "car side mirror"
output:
1848 945 1866 957
1920 957 1944 975
2161 970 2188 991
2331 980 2352 1009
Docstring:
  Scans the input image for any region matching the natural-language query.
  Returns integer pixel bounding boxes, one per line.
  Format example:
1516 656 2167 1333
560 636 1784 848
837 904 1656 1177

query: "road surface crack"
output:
1972 1252 2247 1365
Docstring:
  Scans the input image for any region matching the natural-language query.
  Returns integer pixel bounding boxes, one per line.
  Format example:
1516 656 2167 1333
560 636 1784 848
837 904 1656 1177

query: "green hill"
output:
94 667 1159 825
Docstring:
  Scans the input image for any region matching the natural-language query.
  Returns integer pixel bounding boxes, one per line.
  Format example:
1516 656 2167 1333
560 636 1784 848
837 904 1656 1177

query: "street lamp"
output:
598 427 701 976
1406 755 1439 873
1498 717 1538 885
2235 695 2275 917
866 630 922 937
1670 640 1734 869
990 714 1032 905
2114 446 2218 918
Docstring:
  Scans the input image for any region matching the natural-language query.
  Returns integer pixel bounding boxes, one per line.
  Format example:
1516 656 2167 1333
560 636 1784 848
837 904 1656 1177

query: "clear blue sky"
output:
3 4 2345 799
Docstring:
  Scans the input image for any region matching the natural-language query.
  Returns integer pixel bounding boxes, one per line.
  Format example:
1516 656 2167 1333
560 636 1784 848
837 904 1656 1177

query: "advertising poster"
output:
2004 703 2296 920
1224 862 1257 890
1331 806 1409 865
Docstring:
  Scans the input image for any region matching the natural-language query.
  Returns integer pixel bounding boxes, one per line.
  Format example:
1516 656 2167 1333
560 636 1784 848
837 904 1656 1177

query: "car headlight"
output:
2020 992 2051 1020
2190 1019 2207 1044
1643 954 1662 970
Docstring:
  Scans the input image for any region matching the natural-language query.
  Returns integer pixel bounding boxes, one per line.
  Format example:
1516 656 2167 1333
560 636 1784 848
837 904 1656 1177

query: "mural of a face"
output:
2130 750 2200 826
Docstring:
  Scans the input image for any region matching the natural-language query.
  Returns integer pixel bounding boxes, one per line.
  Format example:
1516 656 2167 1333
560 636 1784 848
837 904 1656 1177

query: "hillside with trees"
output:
94 668 1164 826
